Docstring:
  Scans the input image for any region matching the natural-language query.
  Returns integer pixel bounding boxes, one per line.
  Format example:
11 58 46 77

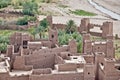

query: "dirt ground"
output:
93 0 120 15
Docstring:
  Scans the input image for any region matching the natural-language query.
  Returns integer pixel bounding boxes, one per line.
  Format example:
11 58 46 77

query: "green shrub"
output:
16 16 28 25
0 35 9 52
0 43 7 52
0 0 11 9
70 9 96 16
16 16 37 25
22 1 38 15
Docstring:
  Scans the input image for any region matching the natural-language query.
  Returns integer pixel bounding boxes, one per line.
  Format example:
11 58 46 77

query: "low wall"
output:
90 32 102 37
10 75 29 80
53 24 66 30
0 25 28 30
30 73 84 80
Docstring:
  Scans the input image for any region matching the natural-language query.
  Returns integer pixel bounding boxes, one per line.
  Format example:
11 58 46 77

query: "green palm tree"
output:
37 18 49 39
66 20 77 34
28 27 37 39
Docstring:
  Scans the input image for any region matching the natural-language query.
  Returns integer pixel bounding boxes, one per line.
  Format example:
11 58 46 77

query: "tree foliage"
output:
16 16 28 25
0 0 11 9
28 27 37 39
0 34 10 52
66 20 77 34
58 30 82 53
22 1 38 15
16 16 37 25
36 18 49 38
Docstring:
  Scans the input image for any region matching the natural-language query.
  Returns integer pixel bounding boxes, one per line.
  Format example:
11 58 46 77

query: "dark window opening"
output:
68 54 70 56
101 63 104 66
23 41 28 49
115 66 120 71
73 57 78 59
118 67 120 70
51 35 54 38
98 47 100 49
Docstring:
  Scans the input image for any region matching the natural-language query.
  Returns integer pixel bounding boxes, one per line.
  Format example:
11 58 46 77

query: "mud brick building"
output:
0 16 120 80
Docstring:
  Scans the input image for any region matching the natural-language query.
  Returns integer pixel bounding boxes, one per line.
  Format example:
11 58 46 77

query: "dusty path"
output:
93 0 120 15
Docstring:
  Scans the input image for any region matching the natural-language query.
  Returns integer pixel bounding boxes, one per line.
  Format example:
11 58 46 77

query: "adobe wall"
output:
28 42 42 51
102 22 113 38
10 32 32 52
90 32 102 37
95 52 105 80
68 39 77 54
30 73 84 80
32 68 52 75
84 64 95 80
13 45 70 70
25 45 69 69
92 40 115 58
46 16 53 28
98 62 120 80
92 42 107 54
0 73 9 80
25 53 55 69
0 72 29 80
9 75 29 80
49 28 58 46
83 54 94 63
79 18 113 38
98 66 104 80
41 41 52 48
13 56 32 70
57 63 77 71
79 18 90 33
98 57 120 80
83 33 115 58
32 46 69 55
53 24 66 30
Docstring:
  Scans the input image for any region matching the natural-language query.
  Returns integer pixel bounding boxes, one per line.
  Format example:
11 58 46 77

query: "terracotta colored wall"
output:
30 73 84 80
83 54 94 63
98 67 104 80
53 24 66 30
93 44 107 54
13 56 26 70
9 75 29 80
58 63 77 71
25 53 55 69
0 73 9 80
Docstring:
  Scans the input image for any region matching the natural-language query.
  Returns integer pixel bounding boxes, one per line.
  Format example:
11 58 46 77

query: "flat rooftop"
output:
0 62 7 73
9 70 32 77
52 68 83 74
64 56 86 64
